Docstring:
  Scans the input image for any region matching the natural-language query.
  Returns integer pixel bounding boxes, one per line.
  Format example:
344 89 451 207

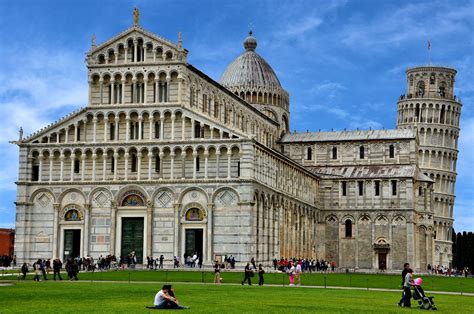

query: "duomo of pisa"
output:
13 11 461 271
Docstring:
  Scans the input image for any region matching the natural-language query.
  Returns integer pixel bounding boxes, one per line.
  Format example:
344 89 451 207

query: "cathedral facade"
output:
13 16 461 271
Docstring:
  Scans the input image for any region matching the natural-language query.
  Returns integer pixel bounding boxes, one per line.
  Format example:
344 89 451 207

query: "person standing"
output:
214 261 222 284
241 262 253 285
287 261 296 286
295 261 302 285
21 263 28 280
53 258 63 281
159 255 164 269
258 264 265 286
33 260 41 282
273 258 278 270
251 257 256 269
40 259 47 281
399 268 414 307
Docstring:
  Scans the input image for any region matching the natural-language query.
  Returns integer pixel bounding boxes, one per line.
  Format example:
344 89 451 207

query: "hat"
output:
414 278 423 286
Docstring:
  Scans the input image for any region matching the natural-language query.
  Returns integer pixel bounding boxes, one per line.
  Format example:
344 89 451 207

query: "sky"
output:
0 0 473 231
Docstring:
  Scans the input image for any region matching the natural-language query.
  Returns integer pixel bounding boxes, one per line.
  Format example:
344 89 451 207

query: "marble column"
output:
137 152 142 180
103 117 108 142
102 156 107 181
148 152 153 180
125 116 130 142
59 153 64 181
114 117 119 141
204 150 209 179
138 117 143 140
92 153 97 181
83 204 91 257
69 156 74 182
160 116 165 141
171 114 175 140
192 150 197 179
110 202 117 256
81 155 86 181
147 201 153 257
170 152 175 179
49 156 53 182
207 203 214 263
92 118 97 142
124 153 129 181
113 152 118 181
52 203 60 258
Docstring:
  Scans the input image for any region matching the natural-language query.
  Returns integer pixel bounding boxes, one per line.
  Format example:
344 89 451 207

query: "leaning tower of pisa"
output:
397 66 462 267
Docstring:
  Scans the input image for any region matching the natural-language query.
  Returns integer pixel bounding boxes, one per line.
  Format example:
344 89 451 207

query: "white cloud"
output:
279 16 323 37
340 1 474 50
0 47 87 193
310 81 347 99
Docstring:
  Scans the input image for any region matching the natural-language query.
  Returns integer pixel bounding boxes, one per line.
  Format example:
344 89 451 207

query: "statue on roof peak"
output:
133 7 140 26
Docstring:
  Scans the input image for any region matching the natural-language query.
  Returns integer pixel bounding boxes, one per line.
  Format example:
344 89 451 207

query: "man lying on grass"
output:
148 284 189 310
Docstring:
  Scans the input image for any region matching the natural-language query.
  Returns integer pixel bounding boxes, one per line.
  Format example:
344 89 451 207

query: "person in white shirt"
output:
295 262 302 285
152 285 188 309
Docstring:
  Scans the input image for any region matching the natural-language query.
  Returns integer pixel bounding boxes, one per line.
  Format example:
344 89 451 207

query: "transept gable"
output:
86 26 187 65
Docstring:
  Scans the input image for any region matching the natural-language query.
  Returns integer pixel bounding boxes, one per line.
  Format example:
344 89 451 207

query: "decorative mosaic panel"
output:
37 193 51 208
215 190 237 207
155 191 173 208
92 190 111 207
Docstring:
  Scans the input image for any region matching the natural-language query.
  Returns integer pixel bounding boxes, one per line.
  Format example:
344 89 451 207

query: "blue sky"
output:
0 0 473 231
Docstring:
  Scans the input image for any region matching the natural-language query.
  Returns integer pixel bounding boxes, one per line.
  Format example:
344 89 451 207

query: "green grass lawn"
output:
3 270 472 293
0 281 473 313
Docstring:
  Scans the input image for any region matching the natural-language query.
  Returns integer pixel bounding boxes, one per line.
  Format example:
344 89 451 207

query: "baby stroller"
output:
413 278 437 310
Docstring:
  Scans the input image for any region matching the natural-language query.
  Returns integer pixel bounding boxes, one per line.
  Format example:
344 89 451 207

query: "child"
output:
258 264 265 286
288 261 296 286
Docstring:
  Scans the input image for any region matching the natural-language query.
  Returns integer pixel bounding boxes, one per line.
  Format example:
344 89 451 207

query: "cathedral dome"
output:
220 32 282 90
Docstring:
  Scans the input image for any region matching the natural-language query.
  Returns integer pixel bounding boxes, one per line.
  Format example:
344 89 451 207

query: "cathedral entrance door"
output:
378 253 387 270
185 229 203 262
63 229 81 261
121 217 144 264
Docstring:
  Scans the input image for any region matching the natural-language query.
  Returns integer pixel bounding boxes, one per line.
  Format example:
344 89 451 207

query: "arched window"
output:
154 121 160 139
194 123 201 138
430 73 436 84
155 155 160 173
332 147 338 160
374 181 380 196
359 146 365 159
111 156 115 173
389 144 395 158
196 156 200 172
419 186 423 196
440 106 445 124
131 154 137 172
307 147 313 160
391 180 397 195
417 81 425 97
109 122 115 140
438 82 446 97
345 219 352 238
74 159 80 174
185 208 203 221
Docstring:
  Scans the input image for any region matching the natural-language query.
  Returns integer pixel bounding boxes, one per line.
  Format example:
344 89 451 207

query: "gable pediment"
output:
87 26 187 65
